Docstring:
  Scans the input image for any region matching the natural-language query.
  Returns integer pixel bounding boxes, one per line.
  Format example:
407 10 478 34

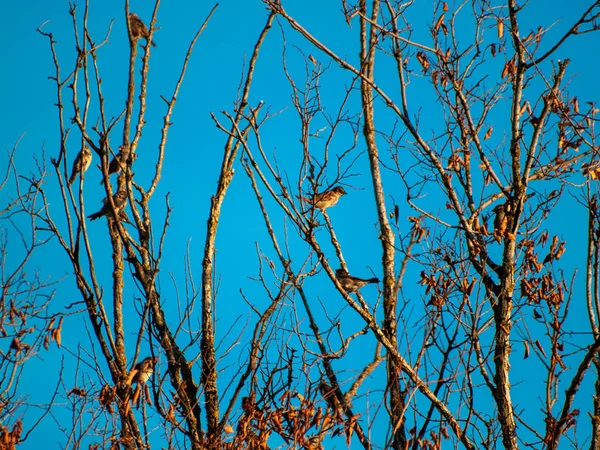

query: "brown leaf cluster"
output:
99 385 117 415
409 216 428 242
420 271 454 308
0 421 22 450
407 425 450 450
43 317 63 350
223 390 357 450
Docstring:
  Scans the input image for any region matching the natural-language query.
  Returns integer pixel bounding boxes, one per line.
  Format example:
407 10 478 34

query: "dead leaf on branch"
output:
434 14 445 33
416 52 430 73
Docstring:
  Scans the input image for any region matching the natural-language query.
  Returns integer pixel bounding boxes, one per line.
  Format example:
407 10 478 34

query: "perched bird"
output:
128 13 156 47
335 268 379 293
87 189 128 221
299 186 347 211
129 356 157 408
492 202 514 242
68 146 92 185
130 356 158 385
101 144 130 184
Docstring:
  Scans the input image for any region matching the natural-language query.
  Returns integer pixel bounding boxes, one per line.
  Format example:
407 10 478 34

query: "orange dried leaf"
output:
467 278 476 295
555 243 565 260
523 341 530 359
484 127 493 140
519 101 529 116
443 2 449 11
535 340 547 358
497 19 504 39
416 52 430 72
435 14 445 32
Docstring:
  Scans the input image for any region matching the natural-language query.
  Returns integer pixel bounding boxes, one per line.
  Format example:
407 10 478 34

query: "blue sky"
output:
3 0 600 448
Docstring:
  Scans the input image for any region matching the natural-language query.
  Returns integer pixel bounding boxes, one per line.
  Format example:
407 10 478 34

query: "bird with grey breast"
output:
298 186 347 211
68 146 92 185
87 189 128 221
101 144 130 184
335 268 380 293
128 13 156 47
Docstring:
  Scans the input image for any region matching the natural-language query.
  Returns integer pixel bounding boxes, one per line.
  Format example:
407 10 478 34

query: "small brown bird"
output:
128 13 156 47
299 186 347 210
492 202 515 242
68 146 92 185
101 144 130 184
87 189 128 221
335 268 379 293
130 356 158 385
129 356 157 408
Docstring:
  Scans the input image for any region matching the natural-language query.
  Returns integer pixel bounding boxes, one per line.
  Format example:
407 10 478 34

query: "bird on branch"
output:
68 146 92 185
101 144 130 184
335 268 379 293
492 202 514 242
298 186 347 211
87 189 128 221
129 356 158 408
128 13 156 47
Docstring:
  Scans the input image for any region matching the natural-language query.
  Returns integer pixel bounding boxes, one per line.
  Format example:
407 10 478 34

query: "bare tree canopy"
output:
2 0 600 449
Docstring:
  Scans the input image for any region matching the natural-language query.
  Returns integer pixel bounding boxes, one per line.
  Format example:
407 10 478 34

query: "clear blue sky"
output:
2 0 600 448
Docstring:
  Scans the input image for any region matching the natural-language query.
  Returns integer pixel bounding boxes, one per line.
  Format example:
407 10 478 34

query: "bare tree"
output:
15 0 600 449
0 143 59 449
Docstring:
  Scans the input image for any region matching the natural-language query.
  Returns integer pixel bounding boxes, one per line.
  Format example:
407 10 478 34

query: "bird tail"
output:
88 212 102 221
150 40 156 48
68 173 77 185
367 278 380 284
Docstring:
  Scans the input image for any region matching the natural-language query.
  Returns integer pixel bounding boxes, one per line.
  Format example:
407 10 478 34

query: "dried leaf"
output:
497 19 504 39
416 52 430 73
535 340 547 358
435 14 445 33
555 243 565 260
519 101 529 116
442 2 448 12
68 387 87 397
484 127 493 140
523 341 530 359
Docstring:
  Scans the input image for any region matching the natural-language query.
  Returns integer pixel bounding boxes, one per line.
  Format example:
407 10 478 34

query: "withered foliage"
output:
7 0 600 449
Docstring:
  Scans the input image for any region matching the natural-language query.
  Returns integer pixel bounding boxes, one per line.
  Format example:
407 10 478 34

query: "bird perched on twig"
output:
335 268 379 293
128 13 156 47
492 202 514 242
130 356 158 385
87 189 128 221
129 356 158 407
68 146 92 185
101 144 130 184
298 186 347 211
